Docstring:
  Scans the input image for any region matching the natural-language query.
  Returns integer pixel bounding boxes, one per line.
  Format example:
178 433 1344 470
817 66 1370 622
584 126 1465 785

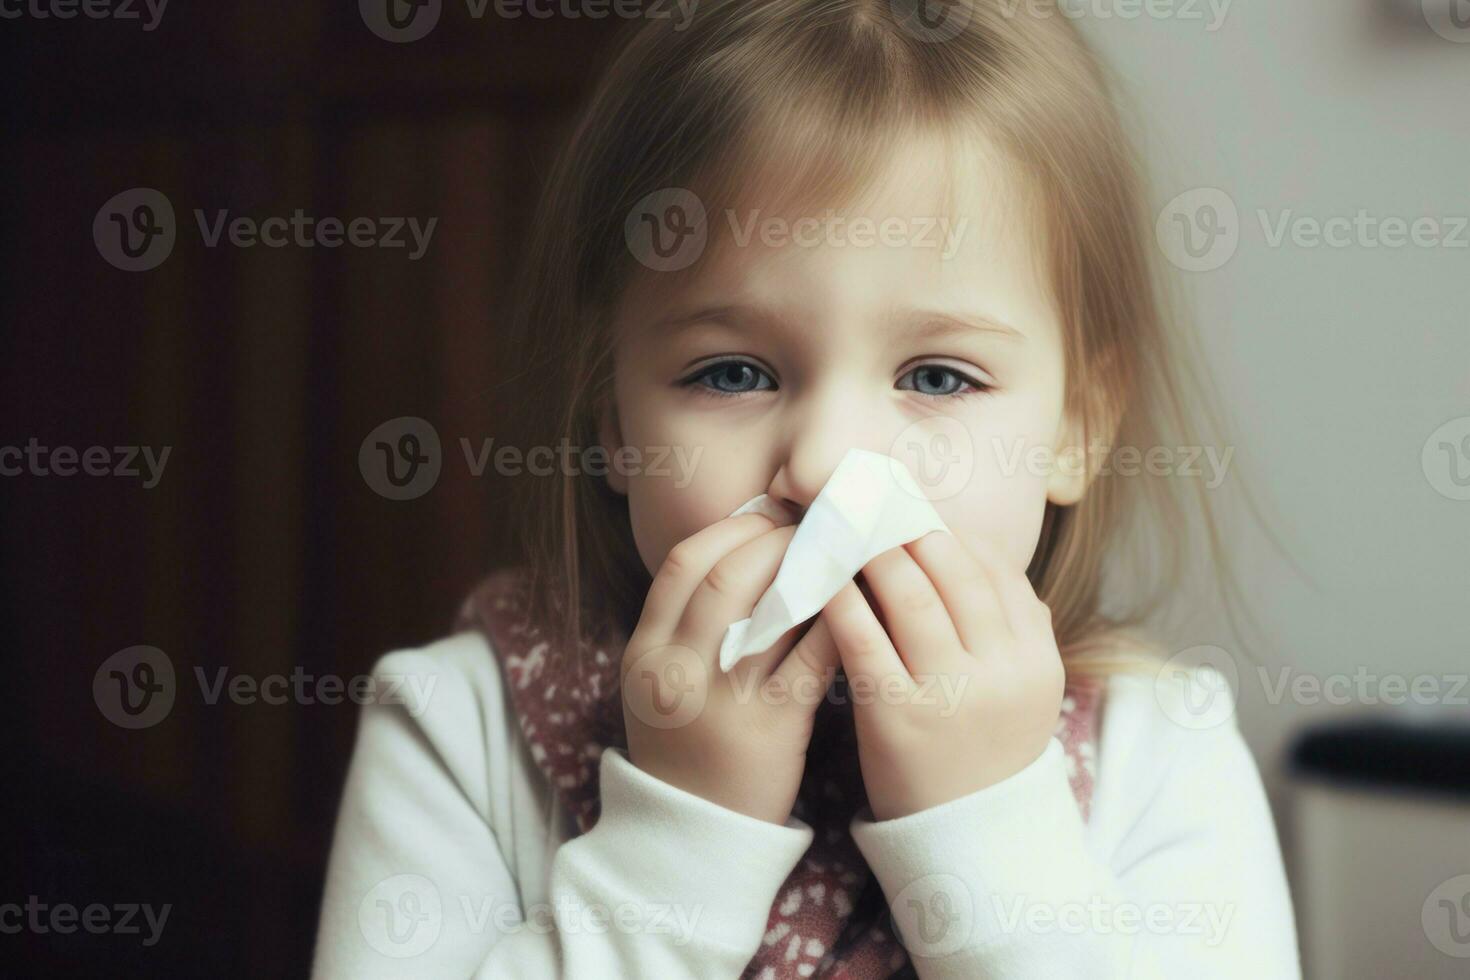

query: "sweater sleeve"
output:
309 639 813 979
848 669 1302 980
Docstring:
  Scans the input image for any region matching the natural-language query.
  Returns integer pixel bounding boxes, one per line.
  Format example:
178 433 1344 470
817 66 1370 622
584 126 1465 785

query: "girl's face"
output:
601 135 1087 581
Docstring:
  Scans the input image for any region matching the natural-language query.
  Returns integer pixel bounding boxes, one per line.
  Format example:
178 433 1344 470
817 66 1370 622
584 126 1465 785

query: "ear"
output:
597 396 629 496
1047 392 1122 506
1046 406 1090 507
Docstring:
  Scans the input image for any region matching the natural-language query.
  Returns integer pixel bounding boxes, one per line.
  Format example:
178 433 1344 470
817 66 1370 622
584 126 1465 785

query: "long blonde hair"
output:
502 0 1256 678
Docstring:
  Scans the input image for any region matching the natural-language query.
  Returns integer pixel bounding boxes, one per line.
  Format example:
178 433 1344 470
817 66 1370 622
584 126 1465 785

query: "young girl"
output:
312 1 1300 976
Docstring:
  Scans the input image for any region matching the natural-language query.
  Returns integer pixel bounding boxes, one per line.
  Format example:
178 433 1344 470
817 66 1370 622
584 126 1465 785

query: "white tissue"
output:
718 448 951 673
727 493 799 526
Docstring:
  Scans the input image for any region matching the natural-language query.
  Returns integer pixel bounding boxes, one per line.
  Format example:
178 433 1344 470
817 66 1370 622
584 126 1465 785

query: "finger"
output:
974 548 1053 648
739 617 809 683
638 512 783 639
821 580 914 694
903 530 1011 656
675 523 799 654
858 545 963 675
771 614 841 701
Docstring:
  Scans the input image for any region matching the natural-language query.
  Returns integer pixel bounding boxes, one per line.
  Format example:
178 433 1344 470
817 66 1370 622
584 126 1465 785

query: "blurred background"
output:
2 1 1467 977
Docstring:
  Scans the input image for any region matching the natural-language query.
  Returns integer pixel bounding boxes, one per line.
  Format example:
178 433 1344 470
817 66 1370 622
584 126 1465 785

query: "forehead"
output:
615 127 1053 348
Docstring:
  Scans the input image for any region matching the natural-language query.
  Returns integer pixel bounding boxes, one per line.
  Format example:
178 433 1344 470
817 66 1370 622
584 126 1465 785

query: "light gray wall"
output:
1075 6 1468 972
1077 0 1469 781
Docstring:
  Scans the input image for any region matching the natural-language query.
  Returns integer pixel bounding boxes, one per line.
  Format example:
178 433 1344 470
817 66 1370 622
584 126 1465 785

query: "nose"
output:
764 391 883 516
766 463 829 519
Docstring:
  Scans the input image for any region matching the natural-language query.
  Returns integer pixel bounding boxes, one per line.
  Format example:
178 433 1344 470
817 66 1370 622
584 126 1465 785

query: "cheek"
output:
614 381 712 576
936 454 1050 573
933 405 1059 572
626 475 727 576
621 425 769 577
626 483 686 578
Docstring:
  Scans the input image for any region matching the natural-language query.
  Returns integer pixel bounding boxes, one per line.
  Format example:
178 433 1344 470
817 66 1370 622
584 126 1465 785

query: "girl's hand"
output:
820 529 1065 822
621 512 842 824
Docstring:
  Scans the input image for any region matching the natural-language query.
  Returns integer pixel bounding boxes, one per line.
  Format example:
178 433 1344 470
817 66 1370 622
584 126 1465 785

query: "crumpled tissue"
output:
718 447 951 673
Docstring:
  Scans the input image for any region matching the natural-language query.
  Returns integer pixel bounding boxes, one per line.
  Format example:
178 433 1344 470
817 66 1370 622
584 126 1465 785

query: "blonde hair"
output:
504 0 1256 679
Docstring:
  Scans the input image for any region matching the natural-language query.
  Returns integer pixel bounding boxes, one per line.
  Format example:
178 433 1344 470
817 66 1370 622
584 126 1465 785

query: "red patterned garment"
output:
456 566 1105 980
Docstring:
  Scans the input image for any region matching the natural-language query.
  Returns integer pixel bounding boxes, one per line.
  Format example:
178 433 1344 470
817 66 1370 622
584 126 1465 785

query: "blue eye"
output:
682 360 992 399
684 360 777 398
898 364 992 398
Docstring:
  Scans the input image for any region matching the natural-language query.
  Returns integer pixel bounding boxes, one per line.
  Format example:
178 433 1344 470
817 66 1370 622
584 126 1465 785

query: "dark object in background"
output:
1290 719 1470 799
2 4 626 976
1287 717 1470 980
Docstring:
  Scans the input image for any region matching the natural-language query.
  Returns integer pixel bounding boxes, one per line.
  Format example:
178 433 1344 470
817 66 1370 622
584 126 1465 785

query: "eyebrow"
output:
895 308 1026 342
651 303 1026 343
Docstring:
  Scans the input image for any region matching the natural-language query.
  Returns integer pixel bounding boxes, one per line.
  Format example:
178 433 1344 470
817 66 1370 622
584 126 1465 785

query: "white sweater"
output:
311 631 1302 979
